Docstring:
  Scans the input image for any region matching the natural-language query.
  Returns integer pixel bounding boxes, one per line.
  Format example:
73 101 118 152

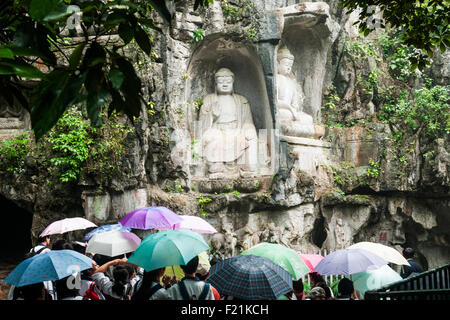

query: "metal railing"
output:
302 248 345 290
364 263 450 300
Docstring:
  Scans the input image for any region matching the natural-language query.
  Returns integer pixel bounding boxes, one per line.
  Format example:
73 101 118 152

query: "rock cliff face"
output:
0 0 448 270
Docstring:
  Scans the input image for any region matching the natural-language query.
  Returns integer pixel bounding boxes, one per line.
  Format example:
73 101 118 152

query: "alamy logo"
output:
66 264 81 290
66 5 82 30
365 5 384 30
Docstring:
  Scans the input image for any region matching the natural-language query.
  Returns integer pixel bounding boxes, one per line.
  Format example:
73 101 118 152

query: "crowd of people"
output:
6 233 423 301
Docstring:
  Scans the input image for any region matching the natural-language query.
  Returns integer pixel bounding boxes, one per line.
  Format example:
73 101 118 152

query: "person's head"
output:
309 272 324 284
215 68 234 94
38 235 50 246
277 48 294 76
52 239 73 251
338 278 354 296
133 267 166 301
71 241 86 254
306 287 326 300
315 281 333 299
403 247 415 259
112 265 132 298
19 282 46 300
292 279 304 294
180 255 199 276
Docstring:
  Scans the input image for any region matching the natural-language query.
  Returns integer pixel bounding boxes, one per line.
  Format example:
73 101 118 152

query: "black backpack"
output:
24 245 48 259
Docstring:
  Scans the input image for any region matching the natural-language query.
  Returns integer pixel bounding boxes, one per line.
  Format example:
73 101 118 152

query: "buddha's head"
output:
277 48 294 76
215 68 234 94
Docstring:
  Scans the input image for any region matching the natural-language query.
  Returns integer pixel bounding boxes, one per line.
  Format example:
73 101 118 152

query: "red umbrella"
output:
297 253 324 272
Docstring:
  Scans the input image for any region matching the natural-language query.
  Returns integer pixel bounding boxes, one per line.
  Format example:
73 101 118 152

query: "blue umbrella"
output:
82 224 131 242
4 250 93 287
207 255 293 300
314 249 388 275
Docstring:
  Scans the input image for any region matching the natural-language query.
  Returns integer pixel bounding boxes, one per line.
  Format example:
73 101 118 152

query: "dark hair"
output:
403 247 415 259
293 279 304 292
309 272 325 284
132 268 165 300
71 242 86 254
55 275 81 299
18 282 45 300
314 282 333 299
181 256 199 275
93 254 114 266
112 265 131 298
38 235 50 244
209 256 221 267
52 239 73 251
338 278 354 296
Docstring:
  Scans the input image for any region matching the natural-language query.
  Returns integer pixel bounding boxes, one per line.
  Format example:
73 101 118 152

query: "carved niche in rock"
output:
184 37 276 179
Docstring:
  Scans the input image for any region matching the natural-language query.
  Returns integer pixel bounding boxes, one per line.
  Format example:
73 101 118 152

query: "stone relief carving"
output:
199 68 258 179
276 47 324 139
0 103 23 118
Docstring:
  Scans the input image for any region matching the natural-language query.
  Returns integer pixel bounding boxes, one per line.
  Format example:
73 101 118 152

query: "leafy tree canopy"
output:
339 0 449 70
0 0 211 140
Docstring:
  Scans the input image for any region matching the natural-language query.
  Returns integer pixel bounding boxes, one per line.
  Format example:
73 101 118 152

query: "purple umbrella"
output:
118 206 183 230
314 249 388 275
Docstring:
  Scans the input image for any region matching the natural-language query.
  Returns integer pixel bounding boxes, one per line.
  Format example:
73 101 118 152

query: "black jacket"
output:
401 259 423 278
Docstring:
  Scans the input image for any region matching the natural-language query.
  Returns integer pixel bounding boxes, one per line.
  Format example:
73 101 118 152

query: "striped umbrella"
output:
207 255 293 300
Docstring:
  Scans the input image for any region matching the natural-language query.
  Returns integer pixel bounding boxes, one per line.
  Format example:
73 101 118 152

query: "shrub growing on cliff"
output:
378 84 450 139
0 131 32 173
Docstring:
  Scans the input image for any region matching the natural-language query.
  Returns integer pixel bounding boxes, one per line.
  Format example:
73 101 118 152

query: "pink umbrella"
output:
40 217 97 237
297 253 324 272
158 215 218 234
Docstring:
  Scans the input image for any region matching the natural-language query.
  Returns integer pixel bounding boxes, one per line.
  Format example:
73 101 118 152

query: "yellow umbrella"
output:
164 251 211 279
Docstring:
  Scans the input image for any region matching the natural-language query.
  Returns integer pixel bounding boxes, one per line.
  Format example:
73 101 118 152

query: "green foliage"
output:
42 106 131 183
366 159 383 178
45 108 93 182
193 29 205 42
378 85 450 139
339 0 450 70
0 0 211 140
197 195 212 216
231 190 241 196
0 132 33 173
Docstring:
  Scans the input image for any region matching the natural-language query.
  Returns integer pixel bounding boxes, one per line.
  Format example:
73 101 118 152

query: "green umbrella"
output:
241 242 310 281
348 264 403 299
127 229 209 272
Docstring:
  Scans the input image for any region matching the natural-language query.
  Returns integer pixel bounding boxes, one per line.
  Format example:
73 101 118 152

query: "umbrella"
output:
85 230 141 257
241 242 310 280
82 224 131 242
158 215 218 234
4 250 93 287
119 206 183 230
207 254 293 300
314 249 388 275
348 242 410 266
348 264 403 299
127 229 210 271
164 251 211 279
40 217 97 237
297 253 324 272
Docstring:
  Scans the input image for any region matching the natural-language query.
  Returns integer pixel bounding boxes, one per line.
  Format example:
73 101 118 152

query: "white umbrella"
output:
158 215 218 234
348 264 403 299
40 217 97 237
86 230 141 257
348 242 410 266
